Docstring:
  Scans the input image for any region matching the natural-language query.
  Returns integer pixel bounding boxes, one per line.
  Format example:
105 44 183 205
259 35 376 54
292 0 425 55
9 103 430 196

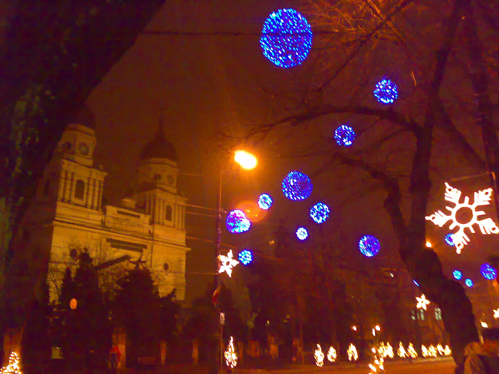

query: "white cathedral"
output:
15 106 189 302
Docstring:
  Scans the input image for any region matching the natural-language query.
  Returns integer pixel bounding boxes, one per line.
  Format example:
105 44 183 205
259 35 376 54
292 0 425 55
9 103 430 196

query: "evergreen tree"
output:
114 265 160 367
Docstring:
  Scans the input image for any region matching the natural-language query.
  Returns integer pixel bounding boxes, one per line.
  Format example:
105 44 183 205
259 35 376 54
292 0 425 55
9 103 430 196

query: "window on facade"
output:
435 307 442 320
166 205 172 221
75 180 85 199
411 309 425 321
43 178 50 197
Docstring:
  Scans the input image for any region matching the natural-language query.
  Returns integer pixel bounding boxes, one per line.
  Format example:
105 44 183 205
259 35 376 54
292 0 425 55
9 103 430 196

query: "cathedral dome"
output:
69 104 95 129
140 121 178 162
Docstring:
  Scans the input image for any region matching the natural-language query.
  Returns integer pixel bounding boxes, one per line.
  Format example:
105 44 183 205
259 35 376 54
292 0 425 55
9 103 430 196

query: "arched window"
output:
165 205 173 221
43 178 50 197
74 180 85 199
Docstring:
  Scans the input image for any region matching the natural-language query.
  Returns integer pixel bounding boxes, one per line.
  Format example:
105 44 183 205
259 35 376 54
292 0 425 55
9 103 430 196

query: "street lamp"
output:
214 149 257 373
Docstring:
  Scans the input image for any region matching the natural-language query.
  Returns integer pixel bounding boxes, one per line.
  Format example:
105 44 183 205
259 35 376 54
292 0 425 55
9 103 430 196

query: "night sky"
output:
85 0 498 303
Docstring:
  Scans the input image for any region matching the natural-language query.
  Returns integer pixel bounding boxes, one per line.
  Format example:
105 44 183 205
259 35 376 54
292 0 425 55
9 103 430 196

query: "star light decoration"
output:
310 202 330 224
258 193 273 210
334 124 356 147
425 183 499 254
260 9 313 68
493 308 499 319
374 78 398 104
282 171 313 201
224 337 238 369
218 250 239 277
226 210 251 234
314 344 324 367
481 263 497 280
416 294 430 310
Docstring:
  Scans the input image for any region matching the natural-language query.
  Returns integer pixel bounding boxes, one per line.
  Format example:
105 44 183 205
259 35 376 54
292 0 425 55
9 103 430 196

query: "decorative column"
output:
154 198 159 224
68 172 75 203
57 172 65 201
91 179 98 209
63 170 70 202
97 180 103 209
180 205 185 230
88 178 94 209
173 203 178 228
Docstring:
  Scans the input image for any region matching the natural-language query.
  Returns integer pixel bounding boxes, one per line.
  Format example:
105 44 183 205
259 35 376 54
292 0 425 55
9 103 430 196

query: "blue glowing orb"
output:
226 210 251 234
453 270 462 280
310 202 330 224
260 8 313 69
445 233 455 246
359 235 380 257
374 79 398 104
282 171 313 201
258 193 273 210
334 124 356 147
238 250 253 265
465 278 474 288
296 227 308 240
413 280 419 287
481 263 497 280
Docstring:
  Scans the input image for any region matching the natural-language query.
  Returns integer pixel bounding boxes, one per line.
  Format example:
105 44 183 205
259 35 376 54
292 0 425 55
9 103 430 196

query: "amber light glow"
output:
234 150 257 170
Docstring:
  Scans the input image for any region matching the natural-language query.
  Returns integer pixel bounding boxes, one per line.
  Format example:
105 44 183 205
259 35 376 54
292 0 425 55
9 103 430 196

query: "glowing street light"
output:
425 241 432 248
375 325 381 331
352 325 357 331
234 150 257 170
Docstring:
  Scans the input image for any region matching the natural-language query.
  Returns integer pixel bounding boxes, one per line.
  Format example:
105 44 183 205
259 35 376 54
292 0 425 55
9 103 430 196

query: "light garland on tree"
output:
347 343 358 362
416 294 430 310
218 250 239 277
369 348 385 374
378 342 394 359
359 235 381 257
310 202 330 224
407 343 418 358
397 342 407 358
0 352 22 374
282 171 313 201
224 337 238 369
327 346 337 362
481 263 497 280
444 345 452 356
425 183 499 254
226 209 251 234
334 124 356 147
373 79 398 104
314 344 324 367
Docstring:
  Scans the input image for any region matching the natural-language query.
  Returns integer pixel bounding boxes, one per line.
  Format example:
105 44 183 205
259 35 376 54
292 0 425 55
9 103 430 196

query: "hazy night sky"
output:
84 0 496 303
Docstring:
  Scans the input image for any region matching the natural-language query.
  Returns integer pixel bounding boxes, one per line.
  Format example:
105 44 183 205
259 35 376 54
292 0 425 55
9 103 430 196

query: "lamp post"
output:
214 149 257 373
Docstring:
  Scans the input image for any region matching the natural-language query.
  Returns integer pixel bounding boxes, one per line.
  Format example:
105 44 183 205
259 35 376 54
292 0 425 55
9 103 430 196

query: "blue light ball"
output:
453 270 462 280
413 280 419 287
373 79 398 104
481 263 497 280
258 193 273 210
260 8 313 68
282 171 313 201
359 235 380 257
226 210 251 234
445 234 455 246
296 227 308 240
465 278 474 288
310 202 330 224
334 124 356 147
238 250 253 265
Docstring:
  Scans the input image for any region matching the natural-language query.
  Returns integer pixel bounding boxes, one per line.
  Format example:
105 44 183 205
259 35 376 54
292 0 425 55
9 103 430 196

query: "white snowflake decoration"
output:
426 183 499 254
218 250 239 277
416 294 430 310
494 308 499 319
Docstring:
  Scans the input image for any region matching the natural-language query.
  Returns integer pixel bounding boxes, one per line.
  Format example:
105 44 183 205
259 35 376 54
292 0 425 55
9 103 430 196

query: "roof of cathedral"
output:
69 104 95 129
140 118 178 162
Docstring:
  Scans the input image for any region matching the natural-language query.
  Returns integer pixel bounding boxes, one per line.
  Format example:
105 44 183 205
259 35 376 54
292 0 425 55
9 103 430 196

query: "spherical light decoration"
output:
374 79 398 104
444 233 455 246
260 8 313 68
481 263 497 280
296 227 308 240
238 250 253 266
359 235 380 257
453 270 463 280
465 278 474 288
334 124 356 147
258 193 273 210
226 210 251 234
282 171 313 201
310 202 330 224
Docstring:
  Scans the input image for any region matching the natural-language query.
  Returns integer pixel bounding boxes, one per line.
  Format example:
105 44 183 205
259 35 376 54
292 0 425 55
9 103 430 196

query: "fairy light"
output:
224 337 238 369
327 346 337 362
0 352 22 374
407 343 418 358
314 344 324 367
373 79 398 104
368 349 385 374
397 342 407 358
347 343 358 362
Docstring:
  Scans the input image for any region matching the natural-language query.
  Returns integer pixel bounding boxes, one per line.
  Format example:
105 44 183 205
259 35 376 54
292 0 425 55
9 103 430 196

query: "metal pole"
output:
215 169 223 374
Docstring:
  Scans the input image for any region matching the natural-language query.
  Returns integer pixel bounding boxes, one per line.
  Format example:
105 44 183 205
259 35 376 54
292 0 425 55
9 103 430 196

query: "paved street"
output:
233 358 455 374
